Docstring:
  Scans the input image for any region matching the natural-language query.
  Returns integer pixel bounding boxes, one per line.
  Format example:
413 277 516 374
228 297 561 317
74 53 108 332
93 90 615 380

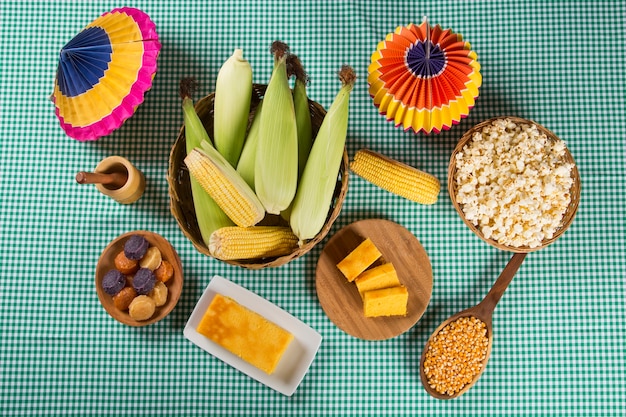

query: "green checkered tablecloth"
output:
1 0 624 415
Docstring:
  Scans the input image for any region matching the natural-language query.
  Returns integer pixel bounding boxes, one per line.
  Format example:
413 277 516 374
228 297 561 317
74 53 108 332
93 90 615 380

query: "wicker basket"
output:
448 116 581 253
168 84 349 268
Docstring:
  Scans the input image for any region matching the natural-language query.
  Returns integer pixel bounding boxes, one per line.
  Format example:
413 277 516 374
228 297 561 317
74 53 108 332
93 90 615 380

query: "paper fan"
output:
52 7 161 141
368 18 482 134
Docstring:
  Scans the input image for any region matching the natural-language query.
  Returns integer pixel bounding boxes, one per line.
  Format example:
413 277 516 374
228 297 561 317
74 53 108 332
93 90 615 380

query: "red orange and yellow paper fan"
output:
368 19 482 134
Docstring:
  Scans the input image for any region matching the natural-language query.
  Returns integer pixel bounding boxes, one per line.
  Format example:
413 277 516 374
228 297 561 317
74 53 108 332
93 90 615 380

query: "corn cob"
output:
236 100 263 190
254 41 298 214
209 226 299 261
213 49 253 167
179 78 234 244
277 54 308 223
290 66 357 243
185 143 265 228
287 54 312 178
350 149 440 205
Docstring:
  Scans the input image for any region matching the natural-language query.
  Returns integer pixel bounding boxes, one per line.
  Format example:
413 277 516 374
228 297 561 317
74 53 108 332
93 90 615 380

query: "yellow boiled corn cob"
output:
350 149 440 205
209 226 299 261
213 49 253 167
185 144 265 228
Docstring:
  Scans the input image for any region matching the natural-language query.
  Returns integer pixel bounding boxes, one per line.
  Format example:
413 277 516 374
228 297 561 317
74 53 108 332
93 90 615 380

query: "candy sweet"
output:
132 268 156 295
354 263 400 298
139 246 162 270
114 250 139 274
155 260 174 283
128 295 156 321
102 269 127 296
149 281 168 307
336 238 382 282
124 234 150 260
363 286 408 317
113 286 137 310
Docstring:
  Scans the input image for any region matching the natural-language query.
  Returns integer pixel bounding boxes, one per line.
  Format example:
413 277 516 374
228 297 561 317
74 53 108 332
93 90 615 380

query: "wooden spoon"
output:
419 252 527 399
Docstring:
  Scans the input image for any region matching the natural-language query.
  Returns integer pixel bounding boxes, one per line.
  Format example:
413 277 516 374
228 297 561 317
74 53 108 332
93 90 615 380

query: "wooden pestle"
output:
75 171 128 189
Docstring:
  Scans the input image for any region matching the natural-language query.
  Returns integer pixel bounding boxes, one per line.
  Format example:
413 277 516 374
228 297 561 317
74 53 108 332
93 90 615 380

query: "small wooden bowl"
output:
168 84 349 269
95 231 183 326
448 116 581 253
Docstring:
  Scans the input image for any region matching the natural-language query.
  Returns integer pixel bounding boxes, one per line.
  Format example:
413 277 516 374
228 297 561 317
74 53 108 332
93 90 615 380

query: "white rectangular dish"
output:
183 275 322 396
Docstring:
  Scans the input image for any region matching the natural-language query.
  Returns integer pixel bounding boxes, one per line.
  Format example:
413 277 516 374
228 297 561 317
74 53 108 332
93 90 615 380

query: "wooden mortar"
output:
92 156 145 204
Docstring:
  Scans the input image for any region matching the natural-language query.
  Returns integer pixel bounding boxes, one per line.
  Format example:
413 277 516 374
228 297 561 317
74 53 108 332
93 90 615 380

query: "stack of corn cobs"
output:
180 41 356 261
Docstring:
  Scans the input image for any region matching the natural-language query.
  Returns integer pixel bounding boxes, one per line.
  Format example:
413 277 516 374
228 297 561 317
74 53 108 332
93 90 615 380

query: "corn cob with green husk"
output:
185 140 265 228
287 54 312 179
179 78 234 245
254 41 298 214
237 44 290 191
209 226 299 261
213 49 253 167
279 54 312 222
236 100 263 190
290 66 357 243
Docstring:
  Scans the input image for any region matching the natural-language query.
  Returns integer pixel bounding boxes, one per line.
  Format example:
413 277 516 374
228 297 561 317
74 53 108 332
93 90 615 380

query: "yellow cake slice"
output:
196 294 294 374
363 286 408 318
336 238 382 282
354 263 400 298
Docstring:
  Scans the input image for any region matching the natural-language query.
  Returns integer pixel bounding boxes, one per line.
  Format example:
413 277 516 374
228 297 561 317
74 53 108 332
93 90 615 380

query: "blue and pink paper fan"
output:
368 18 482 134
52 7 161 141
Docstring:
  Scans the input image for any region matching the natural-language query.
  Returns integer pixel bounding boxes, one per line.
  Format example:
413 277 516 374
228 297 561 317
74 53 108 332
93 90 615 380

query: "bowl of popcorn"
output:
96 231 183 326
448 117 581 252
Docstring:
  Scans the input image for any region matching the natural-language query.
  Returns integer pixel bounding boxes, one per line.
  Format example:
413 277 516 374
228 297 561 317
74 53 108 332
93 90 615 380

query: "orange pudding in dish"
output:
197 294 294 374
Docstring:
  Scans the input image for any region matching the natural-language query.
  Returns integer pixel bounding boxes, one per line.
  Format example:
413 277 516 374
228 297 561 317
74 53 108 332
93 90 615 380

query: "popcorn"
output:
454 118 574 248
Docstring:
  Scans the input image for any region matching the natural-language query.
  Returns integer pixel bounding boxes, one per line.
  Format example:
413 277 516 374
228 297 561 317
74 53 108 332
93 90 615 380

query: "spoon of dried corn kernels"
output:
419 252 527 399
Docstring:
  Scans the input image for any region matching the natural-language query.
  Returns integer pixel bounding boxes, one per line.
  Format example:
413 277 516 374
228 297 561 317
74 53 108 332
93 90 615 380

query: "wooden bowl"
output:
95 231 183 326
448 116 581 253
168 84 349 269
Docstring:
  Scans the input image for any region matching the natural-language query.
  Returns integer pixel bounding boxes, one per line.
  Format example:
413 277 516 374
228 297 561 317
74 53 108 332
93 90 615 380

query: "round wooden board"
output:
95 231 183 326
315 219 433 340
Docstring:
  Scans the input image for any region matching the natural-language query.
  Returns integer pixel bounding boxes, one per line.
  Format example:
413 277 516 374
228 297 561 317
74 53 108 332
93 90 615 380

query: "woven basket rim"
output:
168 85 349 268
447 116 581 253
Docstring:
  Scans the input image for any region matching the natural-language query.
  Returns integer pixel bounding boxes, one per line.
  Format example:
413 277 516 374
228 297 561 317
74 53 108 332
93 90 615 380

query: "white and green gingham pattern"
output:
1 1 624 415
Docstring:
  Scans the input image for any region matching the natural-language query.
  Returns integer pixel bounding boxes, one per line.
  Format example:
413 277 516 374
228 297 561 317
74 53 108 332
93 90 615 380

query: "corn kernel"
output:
423 316 489 396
